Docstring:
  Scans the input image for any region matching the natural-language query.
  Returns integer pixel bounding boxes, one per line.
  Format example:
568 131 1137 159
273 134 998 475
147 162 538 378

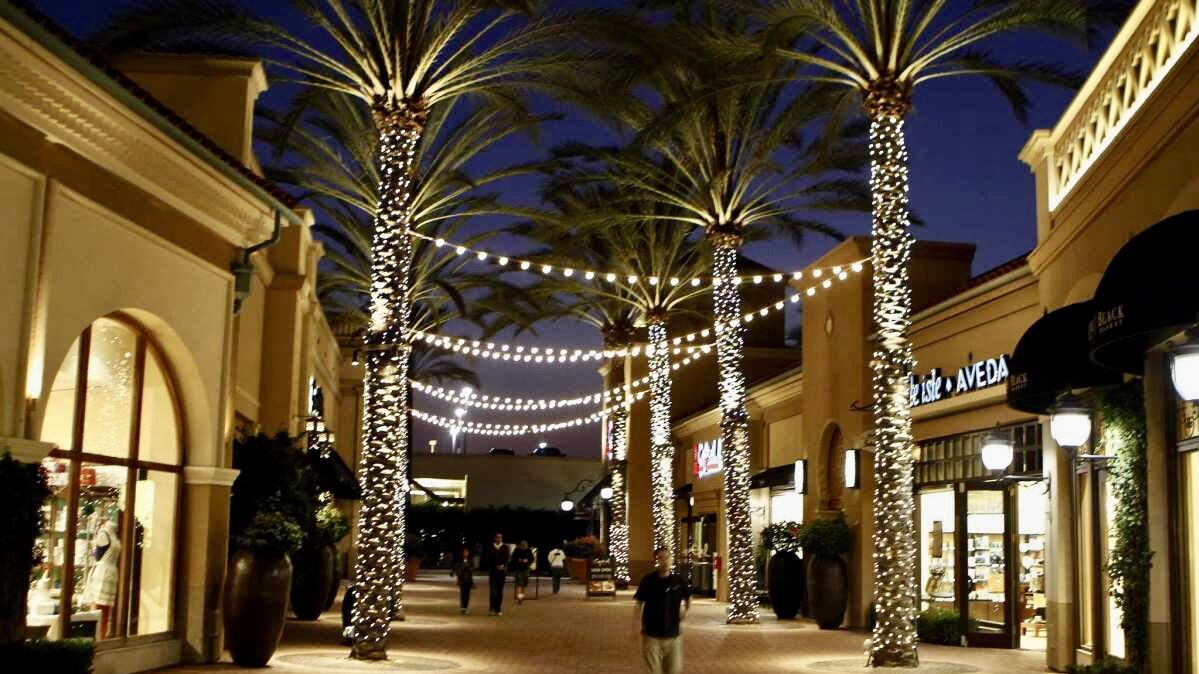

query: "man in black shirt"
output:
633 546 690 674
482 532 510 615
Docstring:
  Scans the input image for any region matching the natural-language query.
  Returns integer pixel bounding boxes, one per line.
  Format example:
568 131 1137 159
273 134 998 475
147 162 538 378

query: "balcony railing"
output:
1048 0 1199 212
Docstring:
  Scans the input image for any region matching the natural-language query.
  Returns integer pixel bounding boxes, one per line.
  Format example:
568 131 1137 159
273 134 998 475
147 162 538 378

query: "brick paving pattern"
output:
156 572 1046 673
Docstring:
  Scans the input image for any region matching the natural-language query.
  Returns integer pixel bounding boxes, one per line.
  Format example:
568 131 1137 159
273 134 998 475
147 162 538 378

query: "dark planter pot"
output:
767 550 804 620
806 553 848 629
404 558 422 582
223 547 292 667
322 548 341 613
565 557 588 581
290 544 335 620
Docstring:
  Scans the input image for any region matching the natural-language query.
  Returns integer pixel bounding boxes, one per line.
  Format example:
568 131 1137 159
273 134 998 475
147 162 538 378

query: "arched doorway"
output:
30 315 183 643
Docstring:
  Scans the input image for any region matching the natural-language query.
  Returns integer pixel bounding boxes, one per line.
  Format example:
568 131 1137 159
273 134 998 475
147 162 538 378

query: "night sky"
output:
31 1 1120 456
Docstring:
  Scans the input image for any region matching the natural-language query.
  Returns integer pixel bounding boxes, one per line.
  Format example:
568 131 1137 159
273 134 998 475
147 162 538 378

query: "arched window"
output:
29 316 183 643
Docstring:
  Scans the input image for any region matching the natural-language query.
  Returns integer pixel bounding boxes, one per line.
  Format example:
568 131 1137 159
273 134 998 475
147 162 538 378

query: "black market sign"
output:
909 355 1010 408
587 556 616 597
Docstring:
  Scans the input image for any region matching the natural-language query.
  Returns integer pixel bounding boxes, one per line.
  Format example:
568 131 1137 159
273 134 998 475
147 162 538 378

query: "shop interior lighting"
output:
980 427 1014 471
1049 393 1092 449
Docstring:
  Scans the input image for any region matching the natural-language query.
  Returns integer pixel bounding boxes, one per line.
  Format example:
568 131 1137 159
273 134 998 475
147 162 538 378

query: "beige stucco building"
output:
631 2 1199 672
0 4 342 673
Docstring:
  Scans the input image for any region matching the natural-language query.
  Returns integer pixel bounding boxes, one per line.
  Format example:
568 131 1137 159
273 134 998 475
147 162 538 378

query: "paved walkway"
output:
156 572 1048 673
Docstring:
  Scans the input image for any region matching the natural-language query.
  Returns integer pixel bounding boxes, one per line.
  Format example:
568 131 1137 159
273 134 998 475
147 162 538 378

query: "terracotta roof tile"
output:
914 251 1031 313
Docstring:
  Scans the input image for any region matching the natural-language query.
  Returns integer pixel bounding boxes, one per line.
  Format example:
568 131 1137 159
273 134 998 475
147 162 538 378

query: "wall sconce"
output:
980 427 1014 472
844 449 860 489
1050 392 1092 449
560 499 575 512
600 486 613 500
1171 335 1199 401
793 459 807 494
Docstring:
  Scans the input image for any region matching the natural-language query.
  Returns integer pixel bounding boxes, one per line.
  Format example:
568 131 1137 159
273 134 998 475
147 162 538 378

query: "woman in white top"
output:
547 544 566 594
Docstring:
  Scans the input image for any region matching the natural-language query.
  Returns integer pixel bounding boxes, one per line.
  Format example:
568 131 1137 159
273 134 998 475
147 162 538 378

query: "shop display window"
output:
28 316 182 644
1017 481 1048 648
965 490 1006 633
919 490 956 611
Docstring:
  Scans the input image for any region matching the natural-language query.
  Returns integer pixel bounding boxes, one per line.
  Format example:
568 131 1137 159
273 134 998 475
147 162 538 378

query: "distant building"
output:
411 453 602 511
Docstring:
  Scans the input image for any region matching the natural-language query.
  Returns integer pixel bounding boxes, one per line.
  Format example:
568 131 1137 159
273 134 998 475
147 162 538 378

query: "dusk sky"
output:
32 1 1122 456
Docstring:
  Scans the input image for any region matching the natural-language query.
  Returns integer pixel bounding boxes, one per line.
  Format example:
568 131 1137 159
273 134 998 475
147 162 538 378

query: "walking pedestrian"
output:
633 546 690 674
510 540 534 604
547 542 566 594
451 546 474 614
482 532 510 615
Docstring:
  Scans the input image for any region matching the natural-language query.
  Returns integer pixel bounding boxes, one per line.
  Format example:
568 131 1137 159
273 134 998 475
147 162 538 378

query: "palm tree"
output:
259 85 548 621
555 10 866 623
755 1 1121 664
518 169 713 569
92 1 576 656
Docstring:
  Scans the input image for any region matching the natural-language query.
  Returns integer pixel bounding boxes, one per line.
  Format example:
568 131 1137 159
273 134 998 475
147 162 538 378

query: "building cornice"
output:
183 466 240 487
1 436 55 463
1027 0 1199 214
0 9 299 247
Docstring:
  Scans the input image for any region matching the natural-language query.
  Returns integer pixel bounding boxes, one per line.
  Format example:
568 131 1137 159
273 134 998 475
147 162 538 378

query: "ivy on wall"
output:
1097 382 1151 671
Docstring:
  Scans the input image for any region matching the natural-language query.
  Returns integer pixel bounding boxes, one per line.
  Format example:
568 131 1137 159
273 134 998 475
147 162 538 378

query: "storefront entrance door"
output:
958 484 1016 648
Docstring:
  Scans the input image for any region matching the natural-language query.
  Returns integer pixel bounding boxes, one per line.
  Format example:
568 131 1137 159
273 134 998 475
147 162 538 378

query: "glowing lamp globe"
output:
1050 394 1092 449
600 487 614 500
1171 342 1199 401
980 430 1013 472
560 500 574 512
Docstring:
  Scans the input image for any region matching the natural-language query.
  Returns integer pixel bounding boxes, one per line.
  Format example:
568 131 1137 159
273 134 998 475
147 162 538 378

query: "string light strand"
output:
409 228 863 289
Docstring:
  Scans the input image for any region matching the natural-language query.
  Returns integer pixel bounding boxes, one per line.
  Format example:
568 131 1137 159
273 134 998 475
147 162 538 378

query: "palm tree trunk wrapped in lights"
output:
865 85 918 667
646 312 675 562
607 398 631 587
708 226 758 625
352 104 424 660
601 328 635 589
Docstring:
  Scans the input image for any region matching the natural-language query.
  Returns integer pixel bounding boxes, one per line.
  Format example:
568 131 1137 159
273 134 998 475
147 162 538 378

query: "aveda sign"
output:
909 355 1010 408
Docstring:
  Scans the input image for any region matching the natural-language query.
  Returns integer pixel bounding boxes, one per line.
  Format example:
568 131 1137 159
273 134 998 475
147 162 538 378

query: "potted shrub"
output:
0 453 50 646
223 510 303 667
762 522 804 619
291 503 348 620
404 537 424 582
0 638 95 673
564 536 604 581
318 505 350 612
800 515 852 629
917 608 965 645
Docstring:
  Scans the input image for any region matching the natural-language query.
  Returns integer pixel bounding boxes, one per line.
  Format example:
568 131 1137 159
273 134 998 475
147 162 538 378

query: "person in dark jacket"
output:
482 532 510 615
451 546 475 614
510 540 535 604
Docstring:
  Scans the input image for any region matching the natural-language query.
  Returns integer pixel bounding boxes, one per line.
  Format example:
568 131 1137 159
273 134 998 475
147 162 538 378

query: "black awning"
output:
1007 301 1122 414
750 464 794 490
1089 210 1199 375
312 449 361 500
